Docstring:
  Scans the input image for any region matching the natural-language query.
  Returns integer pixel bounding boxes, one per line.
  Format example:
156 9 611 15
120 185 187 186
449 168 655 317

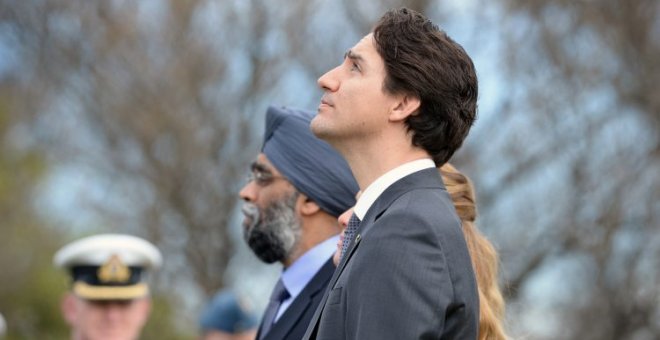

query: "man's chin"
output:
94 329 129 340
251 245 284 264
310 117 332 140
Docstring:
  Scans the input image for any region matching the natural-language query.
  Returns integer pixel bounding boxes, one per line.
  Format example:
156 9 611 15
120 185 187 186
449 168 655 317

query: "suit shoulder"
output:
384 188 461 232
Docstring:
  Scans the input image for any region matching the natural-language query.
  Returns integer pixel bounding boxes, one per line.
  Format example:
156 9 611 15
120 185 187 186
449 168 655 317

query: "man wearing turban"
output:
238 106 358 340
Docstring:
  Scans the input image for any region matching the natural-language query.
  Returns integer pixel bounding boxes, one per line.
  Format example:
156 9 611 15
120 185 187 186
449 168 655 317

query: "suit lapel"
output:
303 230 364 339
327 230 361 290
265 258 335 340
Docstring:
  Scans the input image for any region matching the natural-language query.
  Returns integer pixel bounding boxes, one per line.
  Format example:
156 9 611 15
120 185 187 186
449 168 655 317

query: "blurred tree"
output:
455 0 660 338
0 94 69 339
1 0 270 300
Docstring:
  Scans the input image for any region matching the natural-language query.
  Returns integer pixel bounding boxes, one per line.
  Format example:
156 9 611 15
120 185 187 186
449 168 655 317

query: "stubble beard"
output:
310 114 347 152
241 192 301 264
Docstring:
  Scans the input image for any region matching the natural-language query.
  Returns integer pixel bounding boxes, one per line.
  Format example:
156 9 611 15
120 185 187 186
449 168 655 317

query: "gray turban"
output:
262 106 359 217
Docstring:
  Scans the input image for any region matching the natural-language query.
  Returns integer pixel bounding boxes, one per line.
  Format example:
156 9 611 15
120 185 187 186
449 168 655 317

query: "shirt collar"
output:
280 235 338 299
353 158 435 220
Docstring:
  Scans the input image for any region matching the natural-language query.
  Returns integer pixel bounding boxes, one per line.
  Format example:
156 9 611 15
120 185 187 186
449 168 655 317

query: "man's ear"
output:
61 293 78 325
389 94 421 122
297 194 320 216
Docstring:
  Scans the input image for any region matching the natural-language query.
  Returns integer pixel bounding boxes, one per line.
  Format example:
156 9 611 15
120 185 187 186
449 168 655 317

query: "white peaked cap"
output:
54 233 162 270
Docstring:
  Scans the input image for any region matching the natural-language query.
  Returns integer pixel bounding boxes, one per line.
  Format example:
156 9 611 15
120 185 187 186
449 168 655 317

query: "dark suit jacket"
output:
258 258 335 340
304 168 479 340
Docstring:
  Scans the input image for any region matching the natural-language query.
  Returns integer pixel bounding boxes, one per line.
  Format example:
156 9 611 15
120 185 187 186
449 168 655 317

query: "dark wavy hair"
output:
373 8 478 165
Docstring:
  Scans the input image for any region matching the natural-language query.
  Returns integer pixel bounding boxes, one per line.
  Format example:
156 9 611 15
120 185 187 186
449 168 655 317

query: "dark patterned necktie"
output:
259 278 290 339
340 213 360 260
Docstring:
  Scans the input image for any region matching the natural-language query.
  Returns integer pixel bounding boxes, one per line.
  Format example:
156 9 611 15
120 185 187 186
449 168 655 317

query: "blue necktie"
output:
340 213 360 260
259 278 290 339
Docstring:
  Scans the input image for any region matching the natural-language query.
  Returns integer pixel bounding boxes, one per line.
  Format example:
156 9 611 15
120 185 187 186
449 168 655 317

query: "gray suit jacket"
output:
303 168 479 339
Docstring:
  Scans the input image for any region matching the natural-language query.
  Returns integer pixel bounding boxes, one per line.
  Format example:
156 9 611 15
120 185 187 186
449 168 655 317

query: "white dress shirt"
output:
353 158 435 220
275 235 339 321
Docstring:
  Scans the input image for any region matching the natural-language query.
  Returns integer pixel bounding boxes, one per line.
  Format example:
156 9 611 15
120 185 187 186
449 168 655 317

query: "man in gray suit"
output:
305 8 480 339
239 106 358 340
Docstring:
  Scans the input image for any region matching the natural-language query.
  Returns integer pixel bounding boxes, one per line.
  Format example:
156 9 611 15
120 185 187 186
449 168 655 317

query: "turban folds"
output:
262 106 358 217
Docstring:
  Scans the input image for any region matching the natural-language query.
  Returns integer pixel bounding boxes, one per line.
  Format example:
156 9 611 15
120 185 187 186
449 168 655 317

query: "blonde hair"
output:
440 163 507 340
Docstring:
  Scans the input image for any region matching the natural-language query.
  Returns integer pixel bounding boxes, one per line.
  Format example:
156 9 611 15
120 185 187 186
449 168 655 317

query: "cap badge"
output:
97 255 131 283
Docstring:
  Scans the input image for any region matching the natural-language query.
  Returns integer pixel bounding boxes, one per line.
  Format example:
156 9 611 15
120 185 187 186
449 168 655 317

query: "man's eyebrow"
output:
344 49 365 64
250 161 271 174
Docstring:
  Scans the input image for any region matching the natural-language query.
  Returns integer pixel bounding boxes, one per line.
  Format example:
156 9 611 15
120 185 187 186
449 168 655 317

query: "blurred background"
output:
0 0 658 339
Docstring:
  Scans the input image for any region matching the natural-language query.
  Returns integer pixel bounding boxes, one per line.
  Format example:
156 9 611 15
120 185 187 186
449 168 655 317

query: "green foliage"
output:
142 295 195 340
0 243 70 340
0 100 68 339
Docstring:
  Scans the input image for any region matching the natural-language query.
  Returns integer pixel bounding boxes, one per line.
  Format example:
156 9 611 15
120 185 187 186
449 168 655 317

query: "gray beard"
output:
242 192 301 264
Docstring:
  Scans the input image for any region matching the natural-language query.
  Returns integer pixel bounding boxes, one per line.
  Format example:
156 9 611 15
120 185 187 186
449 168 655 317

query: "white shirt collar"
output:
276 235 338 320
353 158 435 220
